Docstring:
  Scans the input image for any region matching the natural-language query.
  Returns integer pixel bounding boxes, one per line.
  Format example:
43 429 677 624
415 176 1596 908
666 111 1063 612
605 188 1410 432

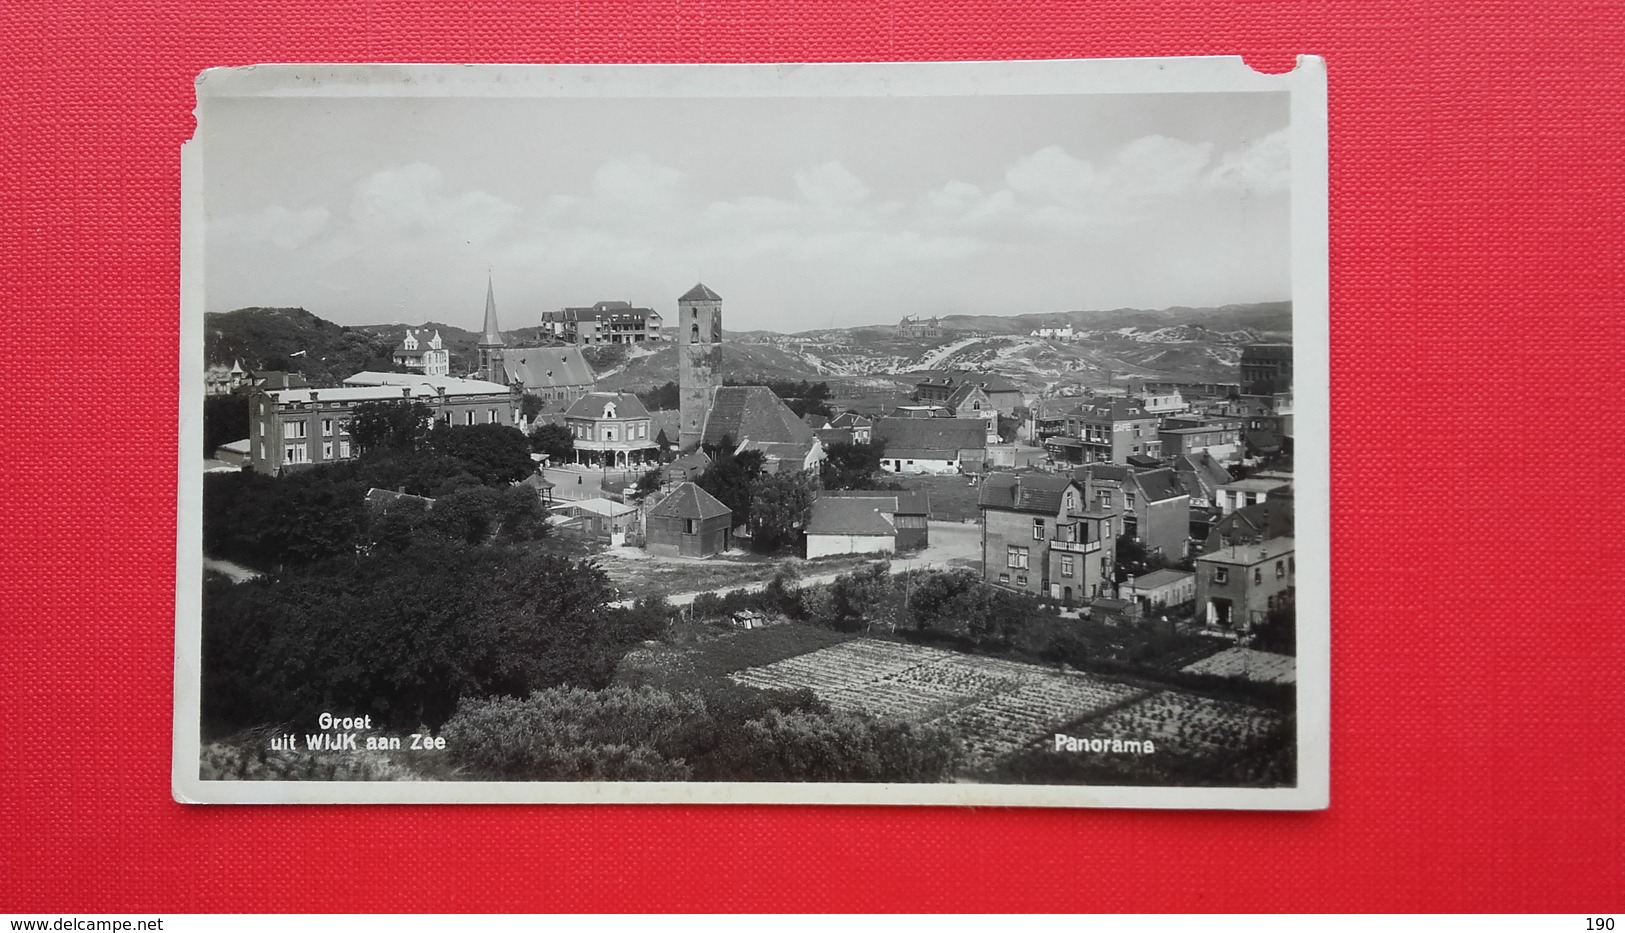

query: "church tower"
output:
677 282 723 451
477 275 506 384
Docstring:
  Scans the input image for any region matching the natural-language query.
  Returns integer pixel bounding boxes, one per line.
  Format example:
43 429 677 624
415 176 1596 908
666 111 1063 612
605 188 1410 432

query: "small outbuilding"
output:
805 497 897 559
644 481 733 558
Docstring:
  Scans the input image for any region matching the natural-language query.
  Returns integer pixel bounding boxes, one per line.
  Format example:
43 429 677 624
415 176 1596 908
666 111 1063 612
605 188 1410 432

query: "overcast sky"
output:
202 90 1290 333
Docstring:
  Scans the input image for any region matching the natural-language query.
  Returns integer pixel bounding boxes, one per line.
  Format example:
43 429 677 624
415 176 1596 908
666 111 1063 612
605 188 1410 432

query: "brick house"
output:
644 482 732 558
1195 537 1296 633
978 472 1116 601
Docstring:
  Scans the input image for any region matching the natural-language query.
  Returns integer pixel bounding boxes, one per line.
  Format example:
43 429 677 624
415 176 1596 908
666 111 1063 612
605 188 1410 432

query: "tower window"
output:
691 324 700 344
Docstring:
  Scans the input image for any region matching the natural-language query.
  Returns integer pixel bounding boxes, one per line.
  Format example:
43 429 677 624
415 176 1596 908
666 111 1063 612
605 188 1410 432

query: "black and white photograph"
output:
175 58 1329 807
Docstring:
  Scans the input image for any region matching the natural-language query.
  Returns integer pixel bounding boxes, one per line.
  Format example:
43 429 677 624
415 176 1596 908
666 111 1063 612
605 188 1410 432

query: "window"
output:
339 440 351 459
999 573 1010 584
1060 555 1074 577
282 421 306 440
690 323 700 343
1033 518 1045 540
684 518 696 535
1101 518 1112 538
338 419 350 435
283 444 308 464
322 442 333 459
1276 560 1286 579
1016 574 1028 586
321 419 333 437
1125 492 1136 509
1065 491 1077 511
258 422 264 438
488 409 497 424
1007 546 1029 569
465 411 475 426
1254 567 1263 585
1097 491 1112 507
257 442 265 460
1213 567 1229 584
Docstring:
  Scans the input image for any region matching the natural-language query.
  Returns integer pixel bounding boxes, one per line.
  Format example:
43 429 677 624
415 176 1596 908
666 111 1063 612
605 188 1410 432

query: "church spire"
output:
479 274 503 348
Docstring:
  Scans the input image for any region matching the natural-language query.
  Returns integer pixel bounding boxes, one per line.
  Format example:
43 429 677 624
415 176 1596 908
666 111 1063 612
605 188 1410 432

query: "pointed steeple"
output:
479 274 503 348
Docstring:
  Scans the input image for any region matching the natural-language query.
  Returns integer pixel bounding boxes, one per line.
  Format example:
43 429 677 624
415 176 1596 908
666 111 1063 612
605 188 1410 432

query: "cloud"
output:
794 161 870 211
349 163 519 244
591 155 688 211
1207 127 1290 194
212 205 330 250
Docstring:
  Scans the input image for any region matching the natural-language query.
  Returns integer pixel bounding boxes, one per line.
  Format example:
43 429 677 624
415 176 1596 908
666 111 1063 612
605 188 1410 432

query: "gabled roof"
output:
946 382 991 408
647 482 732 521
826 488 929 516
500 346 594 390
564 391 652 421
802 412 831 430
519 473 555 491
666 450 712 472
828 411 872 429
978 472 1079 515
1213 499 1295 541
805 497 897 537
874 417 986 455
680 282 722 302
701 386 815 448
739 439 821 465
1132 468 1188 503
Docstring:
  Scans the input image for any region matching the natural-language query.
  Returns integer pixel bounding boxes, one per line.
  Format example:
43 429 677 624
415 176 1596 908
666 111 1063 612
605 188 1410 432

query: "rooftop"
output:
647 482 732 521
806 497 898 537
565 391 653 421
1124 568 1194 590
826 488 929 516
978 472 1078 515
680 282 722 302
343 372 510 395
1197 537 1297 567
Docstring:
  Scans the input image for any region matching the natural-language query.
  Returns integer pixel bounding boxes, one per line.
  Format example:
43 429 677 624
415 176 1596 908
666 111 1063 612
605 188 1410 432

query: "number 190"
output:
1587 919 1614 931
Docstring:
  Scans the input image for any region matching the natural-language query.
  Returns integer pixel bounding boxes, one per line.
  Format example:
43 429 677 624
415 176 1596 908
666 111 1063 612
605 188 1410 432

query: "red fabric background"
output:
2 0 1622 913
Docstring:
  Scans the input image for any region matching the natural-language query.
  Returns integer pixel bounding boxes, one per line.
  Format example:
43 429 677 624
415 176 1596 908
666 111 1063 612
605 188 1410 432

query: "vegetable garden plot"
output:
1074 691 1282 758
1180 648 1296 684
931 677 1150 769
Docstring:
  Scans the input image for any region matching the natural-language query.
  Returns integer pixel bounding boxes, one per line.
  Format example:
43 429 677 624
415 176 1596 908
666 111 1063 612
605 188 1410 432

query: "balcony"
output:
1049 538 1101 555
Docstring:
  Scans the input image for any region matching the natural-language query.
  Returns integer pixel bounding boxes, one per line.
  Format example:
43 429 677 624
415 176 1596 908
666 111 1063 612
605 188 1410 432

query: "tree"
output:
749 470 816 552
636 381 680 412
349 399 433 455
529 422 573 463
820 439 887 490
427 422 535 485
633 466 664 499
203 394 250 457
1114 535 1164 584
520 393 547 422
697 444 764 528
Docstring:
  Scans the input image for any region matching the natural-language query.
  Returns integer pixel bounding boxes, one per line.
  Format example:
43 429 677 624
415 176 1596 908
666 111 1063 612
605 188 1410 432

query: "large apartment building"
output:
540 301 664 345
247 373 517 475
1039 397 1161 465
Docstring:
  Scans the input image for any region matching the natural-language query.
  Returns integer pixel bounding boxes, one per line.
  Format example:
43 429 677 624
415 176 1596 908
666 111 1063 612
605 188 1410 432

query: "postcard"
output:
175 57 1328 807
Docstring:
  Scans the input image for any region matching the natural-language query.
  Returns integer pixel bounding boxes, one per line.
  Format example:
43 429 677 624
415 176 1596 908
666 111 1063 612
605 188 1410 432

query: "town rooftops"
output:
565 391 652 421
874 417 987 459
647 482 732 521
1133 468 1189 503
1197 537 1296 567
826 488 929 516
702 386 815 448
271 384 447 405
1222 476 1293 494
1241 343 1294 360
680 282 722 302
342 372 510 396
562 497 639 519
499 346 594 389
978 472 1078 515
805 497 898 537
1124 568 1194 591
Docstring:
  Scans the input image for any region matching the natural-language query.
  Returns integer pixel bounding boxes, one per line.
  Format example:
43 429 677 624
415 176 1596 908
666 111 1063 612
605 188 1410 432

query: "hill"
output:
205 307 400 388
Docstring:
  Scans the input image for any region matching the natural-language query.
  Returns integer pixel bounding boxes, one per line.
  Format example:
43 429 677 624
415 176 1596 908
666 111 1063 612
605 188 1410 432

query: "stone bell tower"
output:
676 282 723 451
